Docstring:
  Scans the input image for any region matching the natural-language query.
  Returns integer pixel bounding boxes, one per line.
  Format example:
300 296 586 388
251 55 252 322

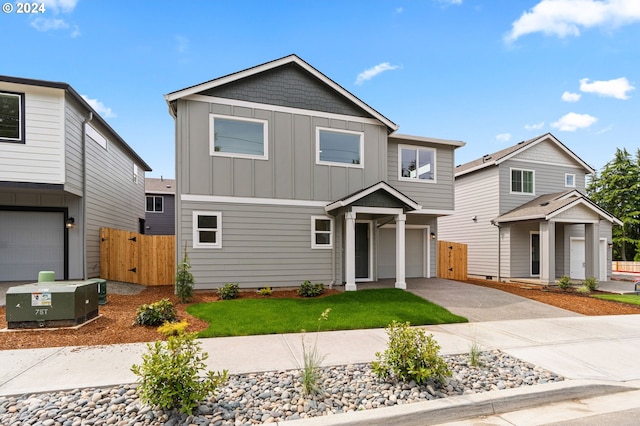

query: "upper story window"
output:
193 211 222 248
311 216 333 249
511 168 534 194
399 145 436 182
210 114 268 159
146 195 163 213
0 91 25 144
316 127 363 168
565 173 576 188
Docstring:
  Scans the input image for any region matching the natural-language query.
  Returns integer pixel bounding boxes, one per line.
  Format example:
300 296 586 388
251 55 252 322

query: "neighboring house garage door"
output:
378 228 429 279
0 211 65 281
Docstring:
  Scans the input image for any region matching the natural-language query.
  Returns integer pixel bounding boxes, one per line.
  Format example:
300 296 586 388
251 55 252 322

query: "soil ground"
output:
1 280 638 350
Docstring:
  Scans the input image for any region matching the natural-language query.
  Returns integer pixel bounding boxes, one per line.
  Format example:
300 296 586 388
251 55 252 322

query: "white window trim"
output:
209 114 268 160
311 215 333 249
193 210 222 249
397 144 437 183
565 173 576 188
133 164 140 184
510 168 535 195
316 127 364 169
145 195 164 213
0 91 24 143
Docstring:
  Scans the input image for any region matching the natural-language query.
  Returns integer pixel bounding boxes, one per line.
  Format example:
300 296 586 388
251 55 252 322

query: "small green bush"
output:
558 276 571 291
175 243 195 303
157 320 189 337
218 283 239 300
135 299 177 326
372 321 451 385
257 287 273 296
577 285 591 294
131 332 228 414
298 280 325 297
584 277 599 292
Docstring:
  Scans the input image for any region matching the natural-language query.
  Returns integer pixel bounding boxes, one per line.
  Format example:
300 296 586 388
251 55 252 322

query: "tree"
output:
587 148 640 260
175 242 194 303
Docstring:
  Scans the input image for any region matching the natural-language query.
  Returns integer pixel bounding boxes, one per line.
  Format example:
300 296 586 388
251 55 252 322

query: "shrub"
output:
257 287 273 296
469 341 484 367
372 321 451 385
584 277 599 292
131 332 228 415
135 299 177 326
218 283 239 300
298 280 325 298
577 285 591 294
298 308 331 396
558 276 571 291
175 243 195 303
157 320 189 337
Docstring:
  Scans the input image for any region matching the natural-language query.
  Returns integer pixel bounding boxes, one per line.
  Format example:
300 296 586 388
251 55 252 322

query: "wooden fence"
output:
99 227 175 286
437 240 468 281
612 261 640 273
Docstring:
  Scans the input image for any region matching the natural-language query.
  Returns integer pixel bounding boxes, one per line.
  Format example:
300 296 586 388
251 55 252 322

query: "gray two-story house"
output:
165 55 464 290
438 134 621 284
0 76 151 281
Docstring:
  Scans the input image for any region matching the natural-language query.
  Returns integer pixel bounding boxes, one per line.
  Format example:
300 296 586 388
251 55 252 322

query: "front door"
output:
355 222 371 280
531 232 540 276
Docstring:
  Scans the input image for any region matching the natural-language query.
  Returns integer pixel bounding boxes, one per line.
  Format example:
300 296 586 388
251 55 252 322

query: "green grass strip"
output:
187 288 468 338
592 294 640 306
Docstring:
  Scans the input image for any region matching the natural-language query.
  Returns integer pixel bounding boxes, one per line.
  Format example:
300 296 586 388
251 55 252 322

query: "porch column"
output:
395 213 406 289
345 211 357 291
540 221 556 284
585 222 600 280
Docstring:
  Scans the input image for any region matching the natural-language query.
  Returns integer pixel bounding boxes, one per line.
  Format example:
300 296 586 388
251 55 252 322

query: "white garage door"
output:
378 228 427 279
0 211 64 281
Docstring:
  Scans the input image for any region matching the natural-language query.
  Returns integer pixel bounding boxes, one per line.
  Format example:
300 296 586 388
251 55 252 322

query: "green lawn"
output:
187 288 468 337
592 294 640 305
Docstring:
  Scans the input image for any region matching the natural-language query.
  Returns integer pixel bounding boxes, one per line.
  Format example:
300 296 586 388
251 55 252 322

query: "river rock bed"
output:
0 350 563 425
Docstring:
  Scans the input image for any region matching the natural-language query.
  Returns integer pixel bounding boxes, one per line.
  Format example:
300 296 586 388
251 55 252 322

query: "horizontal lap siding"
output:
182 201 333 289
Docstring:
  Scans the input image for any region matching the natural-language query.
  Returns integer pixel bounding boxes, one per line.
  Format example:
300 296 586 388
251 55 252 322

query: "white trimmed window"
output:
399 145 436 182
193 211 222 248
511 168 534 194
133 164 140 184
146 196 163 213
565 173 576 188
0 91 25 143
316 127 363 167
311 216 333 249
210 114 268 159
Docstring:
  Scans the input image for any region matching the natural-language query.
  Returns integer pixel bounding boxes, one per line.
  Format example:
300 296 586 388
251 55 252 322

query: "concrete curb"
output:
278 380 639 425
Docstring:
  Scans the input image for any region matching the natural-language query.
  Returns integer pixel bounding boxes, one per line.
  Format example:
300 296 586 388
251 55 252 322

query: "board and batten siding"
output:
176 99 387 203
181 201 334 289
0 82 65 184
438 167 500 278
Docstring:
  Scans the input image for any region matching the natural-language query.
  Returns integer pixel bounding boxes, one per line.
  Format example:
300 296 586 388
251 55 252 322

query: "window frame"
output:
315 127 364 169
565 173 576 188
192 211 222 249
209 114 268 160
145 195 164 213
311 215 334 249
398 144 437 183
510 168 535 195
0 91 26 144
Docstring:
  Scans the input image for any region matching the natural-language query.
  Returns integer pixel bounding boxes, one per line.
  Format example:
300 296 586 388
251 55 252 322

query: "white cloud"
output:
436 0 462 5
551 112 597 131
30 17 69 32
496 133 512 142
355 62 400 85
395 7 404 14
505 0 640 43
579 77 635 99
81 95 116 118
525 122 545 130
42 0 79 13
30 0 79 36
562 91 581 102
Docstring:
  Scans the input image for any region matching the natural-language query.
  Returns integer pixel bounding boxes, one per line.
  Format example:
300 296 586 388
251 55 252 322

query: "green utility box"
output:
6 281 99 329
88 278 108 305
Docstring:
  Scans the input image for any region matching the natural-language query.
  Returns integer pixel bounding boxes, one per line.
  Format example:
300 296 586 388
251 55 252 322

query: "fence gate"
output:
437 240 468 281
100 227 175 286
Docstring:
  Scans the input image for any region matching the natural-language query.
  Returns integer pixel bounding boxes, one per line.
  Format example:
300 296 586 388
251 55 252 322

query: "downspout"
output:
82 112 93 279
491 220 501 282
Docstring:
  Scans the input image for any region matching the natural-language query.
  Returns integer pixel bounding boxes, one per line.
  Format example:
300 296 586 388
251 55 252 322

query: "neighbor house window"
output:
0 91 25 143
311 216 333 249
565 173 576 188
399 145 436 181
210 114 268 159
145 196 163 213
511 169 534 194
193 211 222 248
316 128 363 167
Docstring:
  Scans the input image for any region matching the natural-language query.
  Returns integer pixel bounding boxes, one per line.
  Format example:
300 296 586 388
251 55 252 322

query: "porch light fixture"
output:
65 217 75 229
430 232 436 240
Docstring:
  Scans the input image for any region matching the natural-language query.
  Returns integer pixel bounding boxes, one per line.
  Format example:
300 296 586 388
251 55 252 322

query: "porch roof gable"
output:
325 181 422 213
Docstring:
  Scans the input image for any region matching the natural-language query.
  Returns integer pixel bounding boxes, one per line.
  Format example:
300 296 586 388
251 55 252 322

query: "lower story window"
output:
193 211 222 248
312 216 333 249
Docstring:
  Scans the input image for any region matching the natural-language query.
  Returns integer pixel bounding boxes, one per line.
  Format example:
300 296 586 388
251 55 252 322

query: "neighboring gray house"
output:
165 54 465 290
0 76 151 281
438 133 621 284
144 177 176 235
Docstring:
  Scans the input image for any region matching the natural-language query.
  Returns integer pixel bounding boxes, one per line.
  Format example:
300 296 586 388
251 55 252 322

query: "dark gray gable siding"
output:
201 63 372 118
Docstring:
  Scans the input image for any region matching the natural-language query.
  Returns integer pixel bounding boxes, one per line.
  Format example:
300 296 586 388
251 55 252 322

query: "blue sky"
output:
2 0 639 179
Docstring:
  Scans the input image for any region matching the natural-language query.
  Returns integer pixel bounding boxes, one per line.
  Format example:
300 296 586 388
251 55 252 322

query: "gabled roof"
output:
0 75 152 171
145 178 175 195
455 133 594 177
494 190 622 225
325 181 422 212
164 54 398 132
